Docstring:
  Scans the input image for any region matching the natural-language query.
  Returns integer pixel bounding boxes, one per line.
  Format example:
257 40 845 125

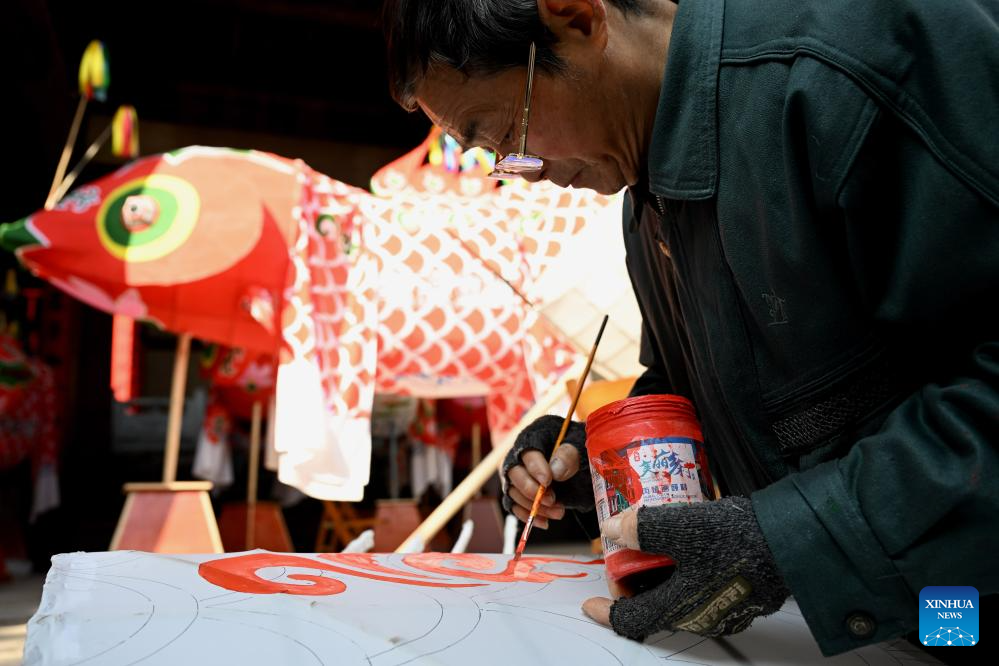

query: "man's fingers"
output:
606 584 674 640
511 505 549 529
520 449 552 486
507 486 537 510
600 507 640 550
606 576 636 600
550 445 581 481
507 465 542 500
582 597 612 627
508 486 564 519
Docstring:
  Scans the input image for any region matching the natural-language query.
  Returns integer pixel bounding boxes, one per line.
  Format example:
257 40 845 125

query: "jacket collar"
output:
647 0 725 201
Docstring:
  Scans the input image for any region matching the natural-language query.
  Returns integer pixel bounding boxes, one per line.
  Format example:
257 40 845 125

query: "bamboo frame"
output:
246 401 263 549
162 333 192 484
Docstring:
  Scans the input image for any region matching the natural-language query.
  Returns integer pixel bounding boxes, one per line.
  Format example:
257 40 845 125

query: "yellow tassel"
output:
78 40 109 101
112 105 139 158
4 268 17 297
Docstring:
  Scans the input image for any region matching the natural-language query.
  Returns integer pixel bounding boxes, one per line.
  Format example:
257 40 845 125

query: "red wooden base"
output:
373 500 422 552
462 498 505 553
110 482 223 553
218 502 293 552
373 499 451 552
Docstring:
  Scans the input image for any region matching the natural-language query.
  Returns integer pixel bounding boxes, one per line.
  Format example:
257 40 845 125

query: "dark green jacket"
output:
624 0 999 655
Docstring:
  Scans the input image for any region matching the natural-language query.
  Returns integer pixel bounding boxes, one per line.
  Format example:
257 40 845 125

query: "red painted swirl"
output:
199 553 605 596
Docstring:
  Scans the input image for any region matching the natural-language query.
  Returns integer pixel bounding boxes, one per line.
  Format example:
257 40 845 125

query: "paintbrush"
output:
513 314 609 562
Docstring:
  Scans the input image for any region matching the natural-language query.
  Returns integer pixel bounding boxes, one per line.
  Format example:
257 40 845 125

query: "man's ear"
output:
536 0 608 49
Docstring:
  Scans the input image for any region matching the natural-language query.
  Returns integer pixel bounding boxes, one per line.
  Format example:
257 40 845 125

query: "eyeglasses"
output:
488 42 544 179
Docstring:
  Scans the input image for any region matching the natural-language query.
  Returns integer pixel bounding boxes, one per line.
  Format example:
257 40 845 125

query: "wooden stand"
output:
110 481 222 552
374 499 425 552
461 424 505 552
218 503 292 552
217 401 293 551
315 502 377 552
110 334 224 553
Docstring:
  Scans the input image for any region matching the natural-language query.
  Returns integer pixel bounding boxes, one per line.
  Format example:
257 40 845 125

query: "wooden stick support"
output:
394 357 585 553
471 423 482 467
123 481 213 493
110 333 224 554
45 97 87 210
246 400 263 549
162 333 192 484
50 124 111 204
471 423 481 499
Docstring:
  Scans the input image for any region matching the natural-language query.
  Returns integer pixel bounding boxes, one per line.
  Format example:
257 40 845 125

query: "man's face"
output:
415 61 637 195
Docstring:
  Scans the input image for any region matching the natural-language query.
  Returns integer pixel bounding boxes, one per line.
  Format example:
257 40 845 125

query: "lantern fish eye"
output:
120 194 160 231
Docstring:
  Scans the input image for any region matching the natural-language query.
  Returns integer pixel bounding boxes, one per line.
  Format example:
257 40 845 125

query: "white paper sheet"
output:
25 551 941 666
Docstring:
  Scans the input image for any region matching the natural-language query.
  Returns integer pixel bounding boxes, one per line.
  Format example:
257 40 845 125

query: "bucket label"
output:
593 471 630 557
628 437 703 505
592 437 705 557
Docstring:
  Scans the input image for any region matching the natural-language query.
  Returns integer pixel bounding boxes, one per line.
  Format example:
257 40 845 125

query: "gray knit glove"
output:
610 496 790 640
501 415 594 512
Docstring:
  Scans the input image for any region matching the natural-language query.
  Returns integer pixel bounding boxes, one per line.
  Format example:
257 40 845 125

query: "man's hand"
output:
582 497 790 640
501 415 594 529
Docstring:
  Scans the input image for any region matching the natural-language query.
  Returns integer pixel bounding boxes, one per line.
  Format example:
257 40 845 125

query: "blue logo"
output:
919 586 978 647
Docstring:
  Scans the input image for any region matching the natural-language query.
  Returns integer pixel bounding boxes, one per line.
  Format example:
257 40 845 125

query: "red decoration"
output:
110 314 139 402
198 552 603 596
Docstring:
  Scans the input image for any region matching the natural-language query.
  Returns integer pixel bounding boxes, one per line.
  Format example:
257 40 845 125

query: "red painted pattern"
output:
199 553 348 596
400 553 601 583
317 553 439 579
199 553 605 596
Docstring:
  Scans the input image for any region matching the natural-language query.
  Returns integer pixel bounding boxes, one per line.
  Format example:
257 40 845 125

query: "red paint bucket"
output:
586 394 713 582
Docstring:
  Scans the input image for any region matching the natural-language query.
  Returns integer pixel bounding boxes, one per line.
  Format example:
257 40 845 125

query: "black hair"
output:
383 0 647 110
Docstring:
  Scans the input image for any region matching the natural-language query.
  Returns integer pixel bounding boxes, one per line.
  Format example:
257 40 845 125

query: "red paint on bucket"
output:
586 394 713 582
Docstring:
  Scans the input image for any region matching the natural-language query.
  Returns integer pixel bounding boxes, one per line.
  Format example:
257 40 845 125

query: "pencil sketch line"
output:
485 600 601 627
480 581 554 603
484 609 624 666
657 635 710 659
469 581 514 599
200 615 325 665
125 590 199 665
62 575 155 666
94 573 189 592
203 607 372 666
369 590 445 658
92 568 206 663
648 631 680 646
205 596 255 608
52 554 147 571
394 606 483 666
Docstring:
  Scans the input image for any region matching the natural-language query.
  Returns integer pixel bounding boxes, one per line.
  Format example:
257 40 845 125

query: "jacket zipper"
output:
653 195 667 219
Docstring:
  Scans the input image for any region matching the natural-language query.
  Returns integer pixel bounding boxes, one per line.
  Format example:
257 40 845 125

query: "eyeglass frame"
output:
488 41 544 179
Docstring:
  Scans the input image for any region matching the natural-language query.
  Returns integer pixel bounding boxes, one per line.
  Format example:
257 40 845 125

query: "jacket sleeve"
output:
752 94 999 654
